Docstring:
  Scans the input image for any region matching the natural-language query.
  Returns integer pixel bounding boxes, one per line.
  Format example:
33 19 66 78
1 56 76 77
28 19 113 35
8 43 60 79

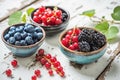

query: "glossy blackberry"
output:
93 32 106 47
78 29 93 43
62 12 67 22
78 41 90 52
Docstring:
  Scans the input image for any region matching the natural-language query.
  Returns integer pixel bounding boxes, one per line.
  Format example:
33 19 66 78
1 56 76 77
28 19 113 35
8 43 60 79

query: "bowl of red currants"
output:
59 27 107 64
1 23 46 57
30 6 70 36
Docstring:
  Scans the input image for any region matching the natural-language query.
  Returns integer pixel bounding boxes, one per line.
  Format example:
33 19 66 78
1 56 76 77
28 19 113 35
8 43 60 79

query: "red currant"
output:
61 38 69 47
55 18 62 25
11 59 18 68
60 70 65 77
53 61 60 67
33 16 39 23
67 30 73 35
68 44 75 50
38 6 45 12
75 28 81 35
34 12 39 16
50 57 57 63
72 36 78 43
55 10 62 17
48 69 54 76
40 58 47 65
31 75 37 80
65 34 71 40
34 69 41 77
45 54 51 59
38 49 44 56
73 42 79 50
45 62 51 69
5 69 12 77
57 66 63 72
41 15 47 23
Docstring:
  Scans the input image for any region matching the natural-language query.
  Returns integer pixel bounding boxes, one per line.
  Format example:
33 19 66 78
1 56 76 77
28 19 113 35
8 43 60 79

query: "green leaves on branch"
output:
8 7 35 26
81 9 95 17
111 6 120 20
95 21 119 40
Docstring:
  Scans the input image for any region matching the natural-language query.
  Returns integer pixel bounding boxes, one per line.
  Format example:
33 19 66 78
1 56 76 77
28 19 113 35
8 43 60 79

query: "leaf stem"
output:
90 16 120 24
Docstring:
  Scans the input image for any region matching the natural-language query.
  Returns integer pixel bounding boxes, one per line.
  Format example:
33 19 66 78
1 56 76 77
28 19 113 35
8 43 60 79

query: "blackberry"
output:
78 29 94 43
79 41 90 52
93 32 106 47
62 12 68 22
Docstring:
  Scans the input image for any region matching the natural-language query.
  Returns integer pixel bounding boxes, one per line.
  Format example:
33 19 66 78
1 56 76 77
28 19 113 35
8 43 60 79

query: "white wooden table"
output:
0 0 120 80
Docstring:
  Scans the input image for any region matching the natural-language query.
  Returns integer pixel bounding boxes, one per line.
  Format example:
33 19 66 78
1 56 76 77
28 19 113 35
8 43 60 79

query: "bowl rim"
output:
59 27 107 56
30 5 70 29
1 23 46 49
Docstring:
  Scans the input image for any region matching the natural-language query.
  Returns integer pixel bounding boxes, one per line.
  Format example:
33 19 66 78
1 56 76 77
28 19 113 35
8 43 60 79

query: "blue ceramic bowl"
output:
1 23 46 57
59 27 107 64
30 6 70 36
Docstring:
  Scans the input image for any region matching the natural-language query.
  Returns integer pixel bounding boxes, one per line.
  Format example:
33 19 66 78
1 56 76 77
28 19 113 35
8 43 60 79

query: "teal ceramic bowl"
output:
59 27 107 64
1 23 46 57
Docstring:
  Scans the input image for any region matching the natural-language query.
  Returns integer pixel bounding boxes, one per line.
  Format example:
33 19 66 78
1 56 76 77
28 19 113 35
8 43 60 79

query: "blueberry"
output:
35 27 42 33
25 36 34 45
15 41 21 46
27 33 33 37
25 23 30 27
16 26 24 32
25 25 35 33
14 32 22 40
4 34 10 40
8 30 15 36
20 40 27 46
21 32 28 39
33 39 38 43
33 32 38 39
37 32 43 40
9 37 15 44
10 26 16 31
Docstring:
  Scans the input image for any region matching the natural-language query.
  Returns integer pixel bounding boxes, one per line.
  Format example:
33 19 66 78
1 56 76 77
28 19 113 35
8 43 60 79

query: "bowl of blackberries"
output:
1 23 45 57
30 6 70 36
59 27 107 64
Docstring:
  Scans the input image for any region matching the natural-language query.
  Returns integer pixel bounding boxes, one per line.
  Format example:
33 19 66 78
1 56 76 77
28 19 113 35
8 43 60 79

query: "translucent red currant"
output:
48 69 53 76
11 59 18 68
5 69 12 77
38 49 44 56
31 75 37 80
34 69 41 77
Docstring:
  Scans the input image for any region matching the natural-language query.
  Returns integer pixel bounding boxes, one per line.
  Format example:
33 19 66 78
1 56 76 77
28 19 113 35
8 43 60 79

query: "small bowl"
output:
1 23 46 57
59 27 107 64
30 6 70 36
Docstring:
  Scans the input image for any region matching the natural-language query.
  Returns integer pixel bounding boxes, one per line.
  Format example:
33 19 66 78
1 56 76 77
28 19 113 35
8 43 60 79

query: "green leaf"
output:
82 9 95 17
105 26 119 40
21 14 27 23
95 21 109 33
111 6 120 20
27 7 35 16
8 11 22 25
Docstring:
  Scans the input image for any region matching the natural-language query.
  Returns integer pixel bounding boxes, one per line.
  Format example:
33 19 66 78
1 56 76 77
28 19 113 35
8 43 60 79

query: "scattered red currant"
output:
38 49 44 56
45 62 51 69
11 59 18 68
31 75 37 80
5 69 12 77
34 69 41 77
48 69 54 76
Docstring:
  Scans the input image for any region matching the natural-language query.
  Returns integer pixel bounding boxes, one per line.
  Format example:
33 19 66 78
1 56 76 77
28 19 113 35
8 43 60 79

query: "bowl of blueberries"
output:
59 27 107 64
1 23 45 57
30 6 70 36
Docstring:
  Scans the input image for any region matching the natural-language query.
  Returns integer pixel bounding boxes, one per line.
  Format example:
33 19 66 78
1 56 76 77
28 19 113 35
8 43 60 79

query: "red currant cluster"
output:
35 49 65 77
33 6 63 26
61 28 81 50
5 59 18 77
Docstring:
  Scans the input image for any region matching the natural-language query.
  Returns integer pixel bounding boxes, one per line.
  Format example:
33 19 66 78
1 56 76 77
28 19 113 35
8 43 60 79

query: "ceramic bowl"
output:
30 6 70 36
59 27 107 64
1 23 46 57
